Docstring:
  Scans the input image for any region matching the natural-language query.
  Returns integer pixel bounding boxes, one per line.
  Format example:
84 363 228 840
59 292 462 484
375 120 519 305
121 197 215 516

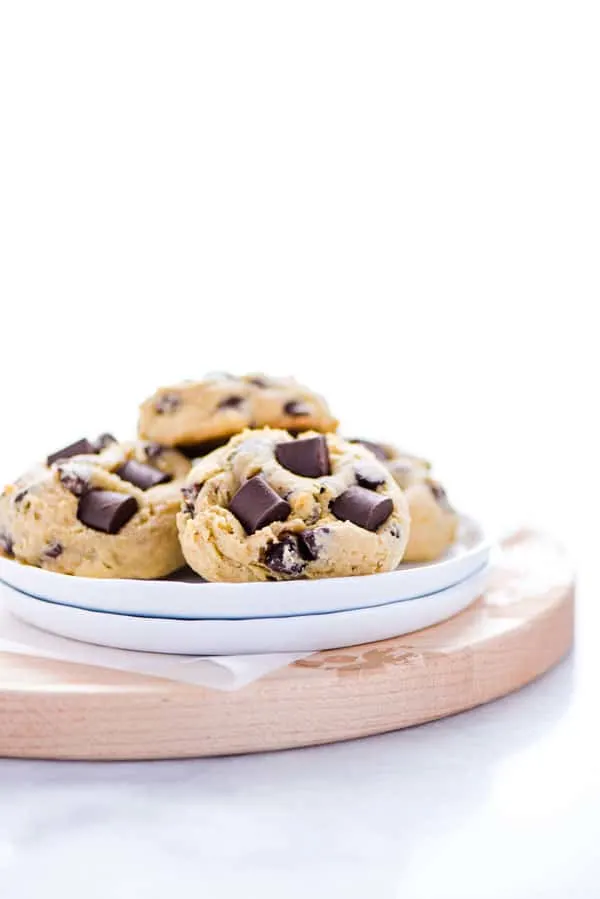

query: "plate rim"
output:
0 514 492 618
1 561 490 620
1 567 489 655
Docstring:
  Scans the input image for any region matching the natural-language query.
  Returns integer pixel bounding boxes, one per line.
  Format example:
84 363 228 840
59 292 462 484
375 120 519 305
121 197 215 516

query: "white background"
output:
1 0 598 533
0 2 599 897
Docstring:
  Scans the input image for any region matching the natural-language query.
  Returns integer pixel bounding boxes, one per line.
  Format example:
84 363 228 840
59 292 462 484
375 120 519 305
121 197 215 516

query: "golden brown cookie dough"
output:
348 439 459 563
0 436 190 579
138 373 339 453
177 429 410 582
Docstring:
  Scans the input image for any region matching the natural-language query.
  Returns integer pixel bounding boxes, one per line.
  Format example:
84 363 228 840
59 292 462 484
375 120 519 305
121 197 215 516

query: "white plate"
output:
0 515 490 620
1 565 488 655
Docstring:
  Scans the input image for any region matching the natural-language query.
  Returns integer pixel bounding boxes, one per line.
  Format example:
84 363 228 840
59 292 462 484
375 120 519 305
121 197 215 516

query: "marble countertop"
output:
1 600 596 899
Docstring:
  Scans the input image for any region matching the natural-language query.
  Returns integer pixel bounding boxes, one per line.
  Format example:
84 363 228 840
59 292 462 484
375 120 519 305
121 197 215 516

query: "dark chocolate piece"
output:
355 461 386 490
275 436 330 478
44 541 63 559
229 476 291 534
347 438 390 461
298 527 330 560
48 434 117 467
181 483 201 514
429 481 453 511
263 534 307 577
0 532 14 557
217 395 245 410
47 438 96 466
155 393 181 414
58 468 89 497
331 486 393 532
13 488 28 505
116 460 171 490
429 482 446 502
284 400 311 417
94 433 117 452
144 442 165 461
77 490 138 534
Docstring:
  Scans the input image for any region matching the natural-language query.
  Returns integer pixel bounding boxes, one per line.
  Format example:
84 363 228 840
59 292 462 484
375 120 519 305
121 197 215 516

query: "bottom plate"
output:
0 515 489 619
2 565 488 655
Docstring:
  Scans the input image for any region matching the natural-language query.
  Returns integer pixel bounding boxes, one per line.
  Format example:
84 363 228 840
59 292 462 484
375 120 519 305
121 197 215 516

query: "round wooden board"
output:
0 530 574 760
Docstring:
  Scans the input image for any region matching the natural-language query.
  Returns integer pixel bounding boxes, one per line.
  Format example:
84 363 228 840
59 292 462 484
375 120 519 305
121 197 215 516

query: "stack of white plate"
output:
0 515 491 655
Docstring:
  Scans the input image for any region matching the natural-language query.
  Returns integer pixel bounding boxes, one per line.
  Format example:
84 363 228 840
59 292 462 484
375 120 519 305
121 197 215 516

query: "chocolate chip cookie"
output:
138 373 339 455
177 429 409 582
349 438 458 562
0 436 190 578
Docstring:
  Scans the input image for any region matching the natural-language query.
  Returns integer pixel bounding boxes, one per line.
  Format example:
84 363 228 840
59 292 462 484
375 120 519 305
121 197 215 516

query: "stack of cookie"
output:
0 373 458 582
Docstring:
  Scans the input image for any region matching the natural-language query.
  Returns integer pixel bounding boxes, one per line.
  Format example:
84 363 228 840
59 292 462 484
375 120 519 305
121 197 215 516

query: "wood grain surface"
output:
0 530 574 760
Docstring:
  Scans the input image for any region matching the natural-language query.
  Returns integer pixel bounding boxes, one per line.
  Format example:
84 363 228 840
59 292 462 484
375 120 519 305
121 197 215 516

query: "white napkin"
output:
0 592 310 690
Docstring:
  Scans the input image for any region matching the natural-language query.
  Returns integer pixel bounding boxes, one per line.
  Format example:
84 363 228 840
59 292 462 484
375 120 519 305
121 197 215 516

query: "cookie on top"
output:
138 372 339 456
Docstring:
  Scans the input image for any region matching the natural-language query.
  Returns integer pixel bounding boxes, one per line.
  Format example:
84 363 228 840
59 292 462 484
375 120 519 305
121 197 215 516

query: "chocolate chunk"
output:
217 395 245 410
247 376 269 387
94 433 117 452
429 482 446 502
263 535 307 577
229 476 291 534
14 488 28 505
59 468 89 497
48 434 116 466
47 438 96 466
275 436 330 478
347 438 390 461
116 460 171 490
331 486 393 532
44 541 63 559
0 532 14 557
284 400 311 417
429 481 453 511
355 461 386 490
155 393 181 414
298 527 330 560
181 483 201 514
77 490 138 534
144 442 165 461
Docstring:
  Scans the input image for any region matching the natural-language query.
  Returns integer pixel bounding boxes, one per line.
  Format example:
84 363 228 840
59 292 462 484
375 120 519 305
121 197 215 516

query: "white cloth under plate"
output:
0 587 310 690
